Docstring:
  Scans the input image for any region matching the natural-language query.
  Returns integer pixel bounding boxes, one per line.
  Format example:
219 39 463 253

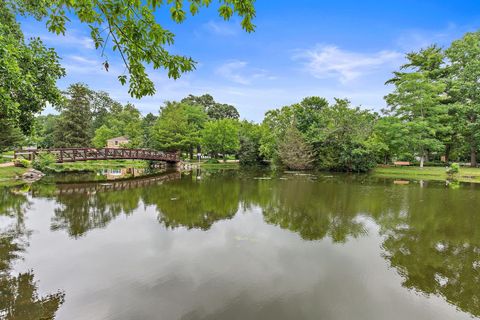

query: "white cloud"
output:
27 31 94 50
215 60 276 85
203 20 238 36
293 45 402 83
62 55 106 75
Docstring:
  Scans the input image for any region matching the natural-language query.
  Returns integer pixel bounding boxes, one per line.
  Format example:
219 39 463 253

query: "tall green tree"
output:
32 115 58 148
0 0 65 134
151 102 207 155
385 48 447 167
445 31 480 167
0 122 25 152
368 116 410 164
92 103 143 148
141 113 158 148
53 83 93 147
260 104 296 162
92 125 120 148
181 94 239 119
202 119 239 161
238 120 264 166
14 0 256 98
90 90 123 136
311 99 377 172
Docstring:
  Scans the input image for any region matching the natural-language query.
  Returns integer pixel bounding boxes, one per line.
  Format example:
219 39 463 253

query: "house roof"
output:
107 136 129 142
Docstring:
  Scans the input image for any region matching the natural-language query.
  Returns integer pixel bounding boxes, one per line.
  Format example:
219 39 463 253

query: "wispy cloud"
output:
293 45 402 83
62 54 109 76
203 20 238 36
215 60 275 85
26 30 94 50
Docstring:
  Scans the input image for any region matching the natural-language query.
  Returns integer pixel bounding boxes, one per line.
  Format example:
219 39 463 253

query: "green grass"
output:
0 166 28 187
48 159 149 172
373 166 480 183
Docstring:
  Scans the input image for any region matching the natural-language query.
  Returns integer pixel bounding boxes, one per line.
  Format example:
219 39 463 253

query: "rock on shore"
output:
22 169 45 183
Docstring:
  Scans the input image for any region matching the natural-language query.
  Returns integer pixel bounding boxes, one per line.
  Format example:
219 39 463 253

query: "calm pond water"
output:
1 169 479 320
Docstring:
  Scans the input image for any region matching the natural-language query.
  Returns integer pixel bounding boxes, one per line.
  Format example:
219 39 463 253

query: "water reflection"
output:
0 188 65 319
34 172 181 238
1 171 480 319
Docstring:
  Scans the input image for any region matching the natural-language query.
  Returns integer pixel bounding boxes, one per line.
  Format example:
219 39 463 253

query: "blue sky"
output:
18 0 480 121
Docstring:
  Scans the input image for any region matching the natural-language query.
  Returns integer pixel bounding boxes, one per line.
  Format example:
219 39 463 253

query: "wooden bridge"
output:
14 148 180 163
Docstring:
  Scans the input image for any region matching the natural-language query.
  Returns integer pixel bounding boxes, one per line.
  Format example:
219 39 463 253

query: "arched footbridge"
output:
14 148 180 163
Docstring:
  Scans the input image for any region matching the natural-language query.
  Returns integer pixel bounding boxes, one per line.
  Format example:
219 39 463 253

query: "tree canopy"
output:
0 0 65 134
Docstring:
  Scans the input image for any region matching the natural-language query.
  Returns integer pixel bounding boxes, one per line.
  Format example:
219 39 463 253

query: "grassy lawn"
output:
373 166 480 183
188 160 240 169
200 162 239 169
0 166 28 187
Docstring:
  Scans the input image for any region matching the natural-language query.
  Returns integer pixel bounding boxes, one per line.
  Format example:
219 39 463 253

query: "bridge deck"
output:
14 148 180 163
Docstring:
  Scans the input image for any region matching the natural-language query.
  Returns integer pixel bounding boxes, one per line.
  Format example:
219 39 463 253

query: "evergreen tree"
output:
0 121 25 152
53 83 93 147
278 125 314 170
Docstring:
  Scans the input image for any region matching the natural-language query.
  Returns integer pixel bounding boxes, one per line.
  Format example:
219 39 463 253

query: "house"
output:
106 136 130 148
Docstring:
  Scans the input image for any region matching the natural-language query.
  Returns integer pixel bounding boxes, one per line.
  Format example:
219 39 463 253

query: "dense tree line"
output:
262 31 480 171
26 89 251 163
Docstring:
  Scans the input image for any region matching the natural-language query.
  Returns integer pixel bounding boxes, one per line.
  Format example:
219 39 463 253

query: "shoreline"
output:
2 162 480 187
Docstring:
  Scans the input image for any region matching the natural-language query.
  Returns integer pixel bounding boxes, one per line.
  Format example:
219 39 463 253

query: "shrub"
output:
447 162 460 176
14 159 31 168
32 153 57 172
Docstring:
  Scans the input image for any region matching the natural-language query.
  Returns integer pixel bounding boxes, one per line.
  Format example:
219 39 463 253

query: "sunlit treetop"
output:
12 0 256 98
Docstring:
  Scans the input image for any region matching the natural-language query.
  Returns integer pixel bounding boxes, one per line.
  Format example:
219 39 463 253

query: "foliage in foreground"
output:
11 0 256 98
0 1 64 134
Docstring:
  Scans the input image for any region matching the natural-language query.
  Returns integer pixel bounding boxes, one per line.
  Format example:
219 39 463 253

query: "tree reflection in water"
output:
15 170 480 318
0 188 65 320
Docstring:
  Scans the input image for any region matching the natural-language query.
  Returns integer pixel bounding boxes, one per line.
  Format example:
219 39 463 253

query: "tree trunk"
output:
420 153 424 168
444 145 450 163
189 148 193 160
471 145 477 168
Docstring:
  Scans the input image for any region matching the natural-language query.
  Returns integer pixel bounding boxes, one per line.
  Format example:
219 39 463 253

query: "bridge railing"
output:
14 148 180 163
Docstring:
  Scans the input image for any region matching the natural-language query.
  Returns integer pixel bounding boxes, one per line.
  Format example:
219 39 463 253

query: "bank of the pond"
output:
0 166 28 187
0 160 152 186
198 161 240 169
373 166 480 183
